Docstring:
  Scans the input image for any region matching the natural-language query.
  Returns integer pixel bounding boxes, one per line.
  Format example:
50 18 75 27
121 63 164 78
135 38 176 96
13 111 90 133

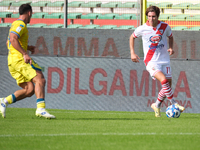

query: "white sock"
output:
37 108 45 111
155 100 162 108
169 98 176 105
4 98 9 105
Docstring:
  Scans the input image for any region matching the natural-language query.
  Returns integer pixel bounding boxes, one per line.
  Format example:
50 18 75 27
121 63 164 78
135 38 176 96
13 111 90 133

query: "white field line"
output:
50 111 154 115
0 133 200 137
50 111 200 117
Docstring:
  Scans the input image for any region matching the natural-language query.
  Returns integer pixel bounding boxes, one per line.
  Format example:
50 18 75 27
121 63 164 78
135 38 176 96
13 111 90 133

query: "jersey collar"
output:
17 19 26 24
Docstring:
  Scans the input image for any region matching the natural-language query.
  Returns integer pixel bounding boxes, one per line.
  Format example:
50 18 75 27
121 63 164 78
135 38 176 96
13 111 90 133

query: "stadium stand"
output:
68 1 84 7
78 24 100 29
171 26 188 30
31 1 48 7
172 2 193 9
43 1 64 12
96 25 117 29
48 1 64 7
157 2 173 9
32 12 48 18
30 1 48 13
147 2 156 7
81 1 101 8
11 13 19 18
0 22 11 27
101 2 121 8
113 25 136 29
169 14 190 21
81 13 99 19
27 23 47 28
44 13 63 19
188 3 200 10
159 14 173 21
118 2 139 8
98 13 116 19
115 14 138 20
0 0 14 6
186 15 200 21
43 23 64 28
0 12 12 18
67 24 83 28
184 26 200 31
67 13 82 19
11 1 31 6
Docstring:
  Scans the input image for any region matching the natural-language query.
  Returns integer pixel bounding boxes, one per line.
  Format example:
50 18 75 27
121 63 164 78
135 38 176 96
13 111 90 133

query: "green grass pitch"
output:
0 108 200 150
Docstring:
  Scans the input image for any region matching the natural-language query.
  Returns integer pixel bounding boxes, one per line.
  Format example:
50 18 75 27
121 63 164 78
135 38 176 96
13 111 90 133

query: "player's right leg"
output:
175 103 185 112
151 89 167 117
146 63 162 117
32 69 56 119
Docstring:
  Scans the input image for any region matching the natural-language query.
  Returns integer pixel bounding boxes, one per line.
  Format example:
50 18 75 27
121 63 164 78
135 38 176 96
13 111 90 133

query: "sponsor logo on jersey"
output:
149 34 162 43
149 44 164 51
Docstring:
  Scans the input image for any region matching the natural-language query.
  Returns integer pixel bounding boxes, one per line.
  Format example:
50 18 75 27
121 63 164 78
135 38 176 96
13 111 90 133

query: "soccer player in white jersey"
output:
129 6 185 117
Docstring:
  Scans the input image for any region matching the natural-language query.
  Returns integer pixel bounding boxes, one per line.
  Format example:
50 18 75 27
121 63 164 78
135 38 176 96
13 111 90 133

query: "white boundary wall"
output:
0 27 199 113
0 56 198 113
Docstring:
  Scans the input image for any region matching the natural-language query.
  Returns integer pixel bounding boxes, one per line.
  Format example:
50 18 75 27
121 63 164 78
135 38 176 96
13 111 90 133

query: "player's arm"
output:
129 34 140 63
9 32 32 64
27 45 35 54
168 36 174 55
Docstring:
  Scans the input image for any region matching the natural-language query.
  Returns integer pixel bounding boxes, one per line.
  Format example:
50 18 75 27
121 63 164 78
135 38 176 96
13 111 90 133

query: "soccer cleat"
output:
151 103 161 117
0 98 7 118
175 103 185 112
35 109 56 119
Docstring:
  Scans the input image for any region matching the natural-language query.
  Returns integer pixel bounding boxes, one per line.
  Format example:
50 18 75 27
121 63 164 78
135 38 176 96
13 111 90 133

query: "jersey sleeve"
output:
166 25 173 38
10 22 25 38
132 26 143 38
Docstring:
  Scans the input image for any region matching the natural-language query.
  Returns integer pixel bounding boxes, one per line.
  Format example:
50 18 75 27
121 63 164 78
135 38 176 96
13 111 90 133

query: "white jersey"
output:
133 21 173 66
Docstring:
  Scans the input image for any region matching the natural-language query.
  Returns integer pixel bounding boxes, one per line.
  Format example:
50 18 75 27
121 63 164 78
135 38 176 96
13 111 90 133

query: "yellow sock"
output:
36 98 45 109
5 94 16 104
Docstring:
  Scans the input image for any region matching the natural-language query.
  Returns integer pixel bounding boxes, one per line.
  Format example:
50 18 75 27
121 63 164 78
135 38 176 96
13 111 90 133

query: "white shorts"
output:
146 62 172 80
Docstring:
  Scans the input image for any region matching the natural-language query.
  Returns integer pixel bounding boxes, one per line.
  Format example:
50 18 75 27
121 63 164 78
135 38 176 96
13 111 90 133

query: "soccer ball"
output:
166 105 181 118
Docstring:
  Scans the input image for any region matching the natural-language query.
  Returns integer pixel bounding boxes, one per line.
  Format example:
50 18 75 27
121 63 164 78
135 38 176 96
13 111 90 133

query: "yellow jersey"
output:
7 19 28 65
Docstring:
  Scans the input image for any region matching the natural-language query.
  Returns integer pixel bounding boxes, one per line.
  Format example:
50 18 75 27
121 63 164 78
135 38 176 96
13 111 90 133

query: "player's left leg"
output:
154 72 176 103
0 98 7 118
154 71 185 112
0 82 34 118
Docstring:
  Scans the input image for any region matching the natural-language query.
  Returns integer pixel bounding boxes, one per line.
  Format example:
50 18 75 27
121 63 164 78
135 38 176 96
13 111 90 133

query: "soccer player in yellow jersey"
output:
0 4 55 119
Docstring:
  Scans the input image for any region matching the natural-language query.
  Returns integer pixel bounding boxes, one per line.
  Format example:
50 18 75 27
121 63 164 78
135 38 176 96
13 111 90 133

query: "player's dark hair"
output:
19 4 32 15
145 6 160 18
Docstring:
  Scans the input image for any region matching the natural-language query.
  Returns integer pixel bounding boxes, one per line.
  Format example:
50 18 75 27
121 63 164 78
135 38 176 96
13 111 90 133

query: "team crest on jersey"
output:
149 34 162 43
158 29 163 35
16 26 22 33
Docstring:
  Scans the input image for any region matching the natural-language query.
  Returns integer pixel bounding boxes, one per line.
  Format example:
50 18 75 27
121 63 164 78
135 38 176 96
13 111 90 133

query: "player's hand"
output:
131 53 140 63
28 45 35 54
23 53 32 65
168 48 174 55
